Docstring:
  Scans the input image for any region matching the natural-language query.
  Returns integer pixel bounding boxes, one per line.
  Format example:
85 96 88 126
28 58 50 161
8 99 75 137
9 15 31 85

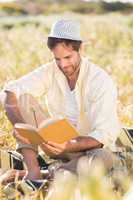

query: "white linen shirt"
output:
65 89 79 128
0 57 120 151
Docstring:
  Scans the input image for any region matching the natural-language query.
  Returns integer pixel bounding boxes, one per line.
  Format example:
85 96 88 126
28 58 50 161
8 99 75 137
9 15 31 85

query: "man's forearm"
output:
3 91 42 180
40 136 103 158
65 136 103 153
20 148 42 180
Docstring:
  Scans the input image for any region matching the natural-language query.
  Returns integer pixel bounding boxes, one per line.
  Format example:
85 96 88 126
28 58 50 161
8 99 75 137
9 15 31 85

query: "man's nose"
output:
60 59 68 68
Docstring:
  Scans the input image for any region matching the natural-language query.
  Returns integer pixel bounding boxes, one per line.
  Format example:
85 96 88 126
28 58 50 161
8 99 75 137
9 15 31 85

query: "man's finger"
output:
47 141 66 151
40 142 60 154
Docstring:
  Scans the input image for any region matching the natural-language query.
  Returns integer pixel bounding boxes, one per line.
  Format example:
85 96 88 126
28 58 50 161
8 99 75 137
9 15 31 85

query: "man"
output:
0 19 120 181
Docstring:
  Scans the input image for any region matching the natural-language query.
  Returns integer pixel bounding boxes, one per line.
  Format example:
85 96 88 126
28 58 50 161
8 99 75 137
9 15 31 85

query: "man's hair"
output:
47 37 82 52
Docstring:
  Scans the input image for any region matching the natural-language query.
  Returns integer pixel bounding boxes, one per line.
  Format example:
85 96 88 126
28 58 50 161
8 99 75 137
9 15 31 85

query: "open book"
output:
14 93 78 145
15 118 79 145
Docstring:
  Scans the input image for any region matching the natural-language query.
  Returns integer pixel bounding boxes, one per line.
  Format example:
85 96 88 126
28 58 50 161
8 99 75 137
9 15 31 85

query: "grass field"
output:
0 13 133 199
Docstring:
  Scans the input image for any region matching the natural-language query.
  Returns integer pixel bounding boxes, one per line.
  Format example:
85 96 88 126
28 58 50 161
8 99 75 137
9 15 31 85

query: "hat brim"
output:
48 36 82 42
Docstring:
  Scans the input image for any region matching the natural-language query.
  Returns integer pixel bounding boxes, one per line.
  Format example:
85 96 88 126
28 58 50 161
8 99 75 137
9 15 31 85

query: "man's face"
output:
51 43 81 78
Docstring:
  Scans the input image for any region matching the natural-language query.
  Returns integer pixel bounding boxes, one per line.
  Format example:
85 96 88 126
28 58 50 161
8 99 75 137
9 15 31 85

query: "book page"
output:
38 117 62 130
15 123 43 145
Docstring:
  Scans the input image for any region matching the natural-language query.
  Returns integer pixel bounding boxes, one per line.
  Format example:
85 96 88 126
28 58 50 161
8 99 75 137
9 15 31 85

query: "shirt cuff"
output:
89 130 106 145
0 91 6 108
89 129 120 151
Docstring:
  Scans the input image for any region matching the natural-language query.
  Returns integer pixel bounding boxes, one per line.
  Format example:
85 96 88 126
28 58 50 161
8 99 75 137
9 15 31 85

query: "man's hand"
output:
40 136 103 158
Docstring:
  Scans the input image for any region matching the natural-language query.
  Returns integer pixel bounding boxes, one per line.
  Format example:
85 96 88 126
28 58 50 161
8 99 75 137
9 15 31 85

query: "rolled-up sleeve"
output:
3 65 50 99
86 71 120 149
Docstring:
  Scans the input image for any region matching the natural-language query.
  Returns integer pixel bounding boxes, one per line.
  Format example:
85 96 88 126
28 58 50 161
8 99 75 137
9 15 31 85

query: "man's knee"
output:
85 148 115 171
4 91 24 125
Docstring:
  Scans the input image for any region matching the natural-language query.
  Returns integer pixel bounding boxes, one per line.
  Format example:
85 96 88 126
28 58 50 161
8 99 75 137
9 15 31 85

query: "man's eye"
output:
55 58 60 61
65 56 71 59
